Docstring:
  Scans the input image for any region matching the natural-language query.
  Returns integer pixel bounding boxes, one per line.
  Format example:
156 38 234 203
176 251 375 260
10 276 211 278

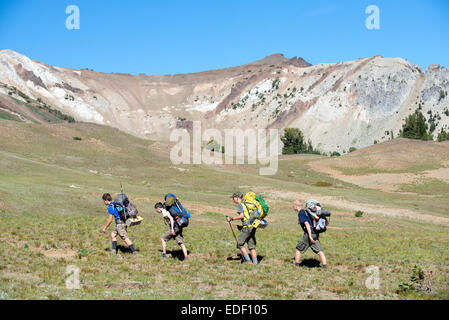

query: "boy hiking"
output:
226 192 259 265
293 199 328 268
154 201 189 261
101 193 137 255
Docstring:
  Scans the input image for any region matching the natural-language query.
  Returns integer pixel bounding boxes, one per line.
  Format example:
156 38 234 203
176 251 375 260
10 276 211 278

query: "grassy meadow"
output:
0 120 448 299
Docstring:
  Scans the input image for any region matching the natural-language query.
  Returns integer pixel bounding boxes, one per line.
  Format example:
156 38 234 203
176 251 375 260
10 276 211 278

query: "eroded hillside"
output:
1 50 448 153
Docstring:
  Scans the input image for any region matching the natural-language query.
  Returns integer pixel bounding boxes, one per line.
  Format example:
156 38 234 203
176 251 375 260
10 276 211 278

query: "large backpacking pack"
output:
304 199 331 233
164 193 191 228
114 193 142 226
242 192 270 229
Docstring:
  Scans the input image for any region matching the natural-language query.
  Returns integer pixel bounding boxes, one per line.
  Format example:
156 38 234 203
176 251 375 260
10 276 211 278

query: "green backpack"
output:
255 195 269 219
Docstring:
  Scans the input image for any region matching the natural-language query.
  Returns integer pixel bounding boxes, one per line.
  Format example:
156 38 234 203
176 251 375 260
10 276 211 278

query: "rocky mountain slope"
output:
1 49 448 154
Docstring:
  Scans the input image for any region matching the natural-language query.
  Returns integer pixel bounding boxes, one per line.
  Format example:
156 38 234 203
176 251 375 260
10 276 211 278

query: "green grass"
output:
399 179 449 197
0 120 448 299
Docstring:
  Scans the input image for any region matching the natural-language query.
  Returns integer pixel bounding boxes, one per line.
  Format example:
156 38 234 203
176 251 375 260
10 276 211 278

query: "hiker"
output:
154 201 189 261
101 193 137 255
226 192 259 265
293 199 327 268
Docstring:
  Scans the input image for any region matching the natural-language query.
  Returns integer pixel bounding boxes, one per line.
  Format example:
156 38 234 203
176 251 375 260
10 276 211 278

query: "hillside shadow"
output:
158 249 190 260
104 246 140 254
296 258 321 268
226 253 265 264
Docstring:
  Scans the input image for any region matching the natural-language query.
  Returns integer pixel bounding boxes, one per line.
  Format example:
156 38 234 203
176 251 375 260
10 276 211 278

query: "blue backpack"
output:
164 193 191 227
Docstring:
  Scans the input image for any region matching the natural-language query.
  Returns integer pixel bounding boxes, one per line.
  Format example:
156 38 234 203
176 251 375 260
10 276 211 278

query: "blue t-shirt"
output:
298 209 313 233
108 202 122 224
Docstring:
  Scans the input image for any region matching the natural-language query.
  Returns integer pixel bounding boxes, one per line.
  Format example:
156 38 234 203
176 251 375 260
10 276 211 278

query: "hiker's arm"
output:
168 215 175 235
102 215 113 233
227 213 244 222
304 222 315 243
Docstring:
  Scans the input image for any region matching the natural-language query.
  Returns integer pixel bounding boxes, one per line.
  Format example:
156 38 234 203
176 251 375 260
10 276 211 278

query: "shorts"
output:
237 226 257 250
296 232 323 254
162 227 184 245
112 223 129 240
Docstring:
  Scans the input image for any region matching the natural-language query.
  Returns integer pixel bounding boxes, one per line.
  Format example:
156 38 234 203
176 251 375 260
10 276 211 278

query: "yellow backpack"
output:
243 192 266 220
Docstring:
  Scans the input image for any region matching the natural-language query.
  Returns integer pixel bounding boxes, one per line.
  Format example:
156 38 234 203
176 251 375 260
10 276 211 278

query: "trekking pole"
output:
227 217 238 245
120 181 124 194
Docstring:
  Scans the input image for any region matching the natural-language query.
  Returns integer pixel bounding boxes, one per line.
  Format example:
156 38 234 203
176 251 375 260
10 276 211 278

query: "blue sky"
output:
0 0 448 75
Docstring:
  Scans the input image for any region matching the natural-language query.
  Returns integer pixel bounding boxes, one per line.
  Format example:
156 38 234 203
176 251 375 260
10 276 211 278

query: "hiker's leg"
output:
317 251 327 266
111 230 118 252
295 234 309 265
249 249 257 259
295 249 302 264
240 247 251 262
237 229 251 261
311 236 325 265
175 232 188 259
161 231 173 257
124 237 133 246
123 237 136 253
248 229 258 264
117 225 135 253
161 238 167 254
180 243 188 259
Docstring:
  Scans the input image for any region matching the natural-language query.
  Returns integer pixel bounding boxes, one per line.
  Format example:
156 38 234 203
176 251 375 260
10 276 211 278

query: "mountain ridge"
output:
0 49 448 154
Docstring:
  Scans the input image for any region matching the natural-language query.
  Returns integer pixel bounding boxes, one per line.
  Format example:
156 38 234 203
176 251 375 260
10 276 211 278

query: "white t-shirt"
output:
161 208 171 220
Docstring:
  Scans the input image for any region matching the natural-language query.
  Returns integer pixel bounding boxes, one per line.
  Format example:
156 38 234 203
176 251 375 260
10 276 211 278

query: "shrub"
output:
439 89 446 101
314 181 332 187
355 210 364 217
73 137 82 141
397 265 433 294
349 147 357 153
78 247 88 259
330 151 341 157
437 129 449 142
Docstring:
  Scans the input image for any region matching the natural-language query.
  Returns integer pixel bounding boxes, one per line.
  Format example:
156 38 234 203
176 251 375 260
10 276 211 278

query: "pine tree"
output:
400 111 432 141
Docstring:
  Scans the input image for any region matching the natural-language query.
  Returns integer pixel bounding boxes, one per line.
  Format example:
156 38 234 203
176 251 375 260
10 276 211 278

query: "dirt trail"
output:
251 186 449 227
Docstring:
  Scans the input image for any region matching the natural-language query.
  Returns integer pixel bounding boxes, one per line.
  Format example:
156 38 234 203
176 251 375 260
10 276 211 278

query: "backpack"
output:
305 200 331 233
114 193 138 222
242 192 270 228
164 193 190 228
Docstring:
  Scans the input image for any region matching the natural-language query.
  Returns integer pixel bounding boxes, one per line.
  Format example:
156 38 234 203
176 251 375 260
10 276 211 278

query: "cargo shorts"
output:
296 232 323 254
112 223 129 240
162 227 184 245
237 226 256 250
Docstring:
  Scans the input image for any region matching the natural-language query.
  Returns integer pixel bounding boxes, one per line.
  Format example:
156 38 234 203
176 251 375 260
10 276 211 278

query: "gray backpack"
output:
305 199 331 233
114 193 138 222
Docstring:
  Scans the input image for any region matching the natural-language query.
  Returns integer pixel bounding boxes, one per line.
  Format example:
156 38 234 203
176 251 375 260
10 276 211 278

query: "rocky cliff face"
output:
1 49 448 154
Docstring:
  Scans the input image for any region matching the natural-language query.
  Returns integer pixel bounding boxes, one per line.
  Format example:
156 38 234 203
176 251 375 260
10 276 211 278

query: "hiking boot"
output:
183 256 189 261
161 253 167 259
322 264 328 269
295 262 301 267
